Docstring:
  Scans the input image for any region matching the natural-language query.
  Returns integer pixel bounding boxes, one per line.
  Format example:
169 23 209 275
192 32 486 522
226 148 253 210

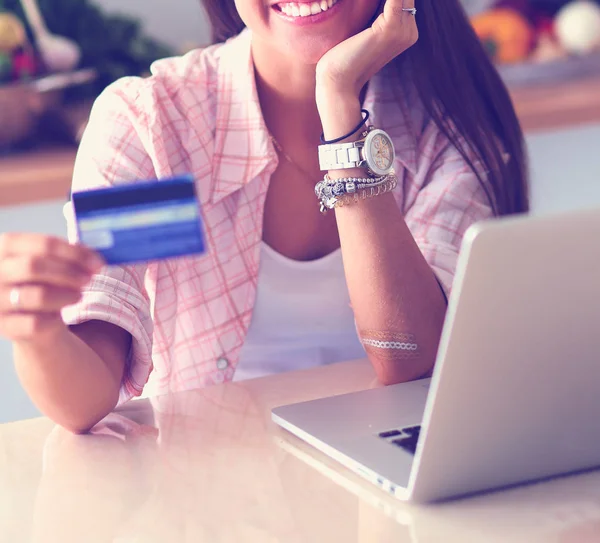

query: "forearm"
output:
13 324 122 433
336 193 446 382
319 94 446 383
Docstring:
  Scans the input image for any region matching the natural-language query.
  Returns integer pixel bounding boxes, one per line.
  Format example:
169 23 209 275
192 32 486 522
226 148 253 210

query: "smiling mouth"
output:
273 0 340 18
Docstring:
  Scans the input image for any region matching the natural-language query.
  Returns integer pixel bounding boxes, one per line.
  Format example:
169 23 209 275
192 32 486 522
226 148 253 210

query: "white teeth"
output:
278 0 338 17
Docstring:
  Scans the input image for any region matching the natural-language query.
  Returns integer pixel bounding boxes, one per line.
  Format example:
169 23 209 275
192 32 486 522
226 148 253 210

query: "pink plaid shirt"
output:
62 30 493 404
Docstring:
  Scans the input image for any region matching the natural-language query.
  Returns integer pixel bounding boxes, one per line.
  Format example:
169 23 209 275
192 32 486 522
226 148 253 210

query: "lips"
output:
273 0 340 18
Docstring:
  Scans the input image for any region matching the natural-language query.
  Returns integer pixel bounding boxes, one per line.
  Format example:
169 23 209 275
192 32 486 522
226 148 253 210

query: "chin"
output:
279 33 348 65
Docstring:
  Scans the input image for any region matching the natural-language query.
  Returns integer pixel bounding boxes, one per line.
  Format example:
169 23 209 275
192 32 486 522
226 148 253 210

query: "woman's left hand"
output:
315 0 418 106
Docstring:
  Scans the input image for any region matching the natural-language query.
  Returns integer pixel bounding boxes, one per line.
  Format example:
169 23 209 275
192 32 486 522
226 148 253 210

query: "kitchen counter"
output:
511 75 600 133
1 358 600 542
0 146 76 207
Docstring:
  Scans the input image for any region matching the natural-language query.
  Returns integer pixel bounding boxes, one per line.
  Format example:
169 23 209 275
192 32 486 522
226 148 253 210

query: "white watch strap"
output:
318 143 362 171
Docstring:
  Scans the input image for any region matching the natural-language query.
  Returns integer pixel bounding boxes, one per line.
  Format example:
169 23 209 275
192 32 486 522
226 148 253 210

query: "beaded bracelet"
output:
316 174 398 213
335 176 398 209
315 173 392 201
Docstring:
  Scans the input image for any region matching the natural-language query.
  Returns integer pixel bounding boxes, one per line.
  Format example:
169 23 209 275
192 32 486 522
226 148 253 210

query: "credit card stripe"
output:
72 176 195 212
78 202 199 232
75 198 194 220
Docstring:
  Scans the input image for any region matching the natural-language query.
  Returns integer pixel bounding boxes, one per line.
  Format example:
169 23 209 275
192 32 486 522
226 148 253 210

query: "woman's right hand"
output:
0 233 104 344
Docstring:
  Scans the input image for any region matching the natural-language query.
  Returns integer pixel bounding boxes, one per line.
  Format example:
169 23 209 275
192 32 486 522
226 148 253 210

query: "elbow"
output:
369 353 435 386
67 425 95 436
60 409 112 435
55 390 120 435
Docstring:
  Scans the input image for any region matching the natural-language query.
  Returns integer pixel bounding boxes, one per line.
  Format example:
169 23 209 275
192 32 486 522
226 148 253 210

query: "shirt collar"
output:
210 29 278 204
211 30 418 204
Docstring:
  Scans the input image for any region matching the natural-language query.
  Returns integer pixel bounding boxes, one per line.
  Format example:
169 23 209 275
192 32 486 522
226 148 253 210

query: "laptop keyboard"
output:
378 425 421 455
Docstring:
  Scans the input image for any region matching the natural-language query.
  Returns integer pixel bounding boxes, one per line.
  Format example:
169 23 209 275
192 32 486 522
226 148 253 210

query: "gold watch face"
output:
365 130 395 176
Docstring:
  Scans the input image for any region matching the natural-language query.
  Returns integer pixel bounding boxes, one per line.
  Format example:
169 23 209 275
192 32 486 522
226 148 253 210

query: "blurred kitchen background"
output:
1 0 599 422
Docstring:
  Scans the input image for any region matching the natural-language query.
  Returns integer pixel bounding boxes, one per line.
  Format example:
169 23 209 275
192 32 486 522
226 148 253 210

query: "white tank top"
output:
234 242 366 382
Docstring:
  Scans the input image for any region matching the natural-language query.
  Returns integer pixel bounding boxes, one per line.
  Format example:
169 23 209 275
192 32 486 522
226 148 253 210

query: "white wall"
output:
528 124 600 215
96 0 212 48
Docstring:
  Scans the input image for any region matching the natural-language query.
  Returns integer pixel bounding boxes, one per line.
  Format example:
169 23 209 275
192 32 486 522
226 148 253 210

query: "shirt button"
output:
216 357 229 371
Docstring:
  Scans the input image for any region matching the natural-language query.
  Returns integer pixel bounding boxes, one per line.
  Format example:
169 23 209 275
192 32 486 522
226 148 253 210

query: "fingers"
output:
372 0 418 47
0 233 102 342
0 233 104 273
381 0 416 20
390 0 417 25
394 0 419 47
0 254 93 290
0 284 82 313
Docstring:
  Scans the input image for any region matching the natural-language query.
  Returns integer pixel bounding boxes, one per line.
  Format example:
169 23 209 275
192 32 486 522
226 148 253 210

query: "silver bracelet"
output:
315 173 393 212
316 174 397 213
335 176 399 209
316 174 390 195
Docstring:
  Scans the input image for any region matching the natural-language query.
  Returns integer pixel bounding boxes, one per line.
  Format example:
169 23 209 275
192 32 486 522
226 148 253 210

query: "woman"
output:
0 0 528 432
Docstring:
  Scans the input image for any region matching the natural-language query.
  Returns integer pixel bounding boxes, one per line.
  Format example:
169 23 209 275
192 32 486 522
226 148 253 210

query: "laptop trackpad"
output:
273 378 430 440
272 378 431 490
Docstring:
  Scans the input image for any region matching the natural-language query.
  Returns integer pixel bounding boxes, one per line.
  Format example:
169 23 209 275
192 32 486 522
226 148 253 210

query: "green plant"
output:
0 0 173 95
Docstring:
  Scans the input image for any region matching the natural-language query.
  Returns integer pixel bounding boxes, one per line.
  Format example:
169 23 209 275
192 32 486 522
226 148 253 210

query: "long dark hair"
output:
201 0 529 215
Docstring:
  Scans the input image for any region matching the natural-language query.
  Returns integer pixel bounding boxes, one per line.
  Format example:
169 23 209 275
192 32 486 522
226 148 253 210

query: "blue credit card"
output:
72 175 206 265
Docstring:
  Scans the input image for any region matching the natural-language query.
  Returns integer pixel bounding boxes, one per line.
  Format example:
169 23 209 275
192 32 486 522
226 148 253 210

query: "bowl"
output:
0 69 95 148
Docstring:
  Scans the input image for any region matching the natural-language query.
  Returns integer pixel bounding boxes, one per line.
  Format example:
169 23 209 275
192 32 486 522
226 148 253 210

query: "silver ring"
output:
9 287 21 310
402 8 417 16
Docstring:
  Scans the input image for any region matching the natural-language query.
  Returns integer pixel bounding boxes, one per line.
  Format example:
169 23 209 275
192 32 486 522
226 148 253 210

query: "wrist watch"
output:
318 127 396 177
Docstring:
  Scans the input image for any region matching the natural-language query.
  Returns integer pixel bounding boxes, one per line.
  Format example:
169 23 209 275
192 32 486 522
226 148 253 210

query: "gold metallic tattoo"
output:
360 330 421 361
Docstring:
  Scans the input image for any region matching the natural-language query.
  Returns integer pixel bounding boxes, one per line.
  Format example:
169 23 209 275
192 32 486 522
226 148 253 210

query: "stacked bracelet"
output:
335 176 398 209
315 173 392 199
315 173 397 213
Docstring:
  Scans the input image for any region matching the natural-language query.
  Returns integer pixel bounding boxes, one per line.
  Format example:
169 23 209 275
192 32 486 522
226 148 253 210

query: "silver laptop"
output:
272 207 600 503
